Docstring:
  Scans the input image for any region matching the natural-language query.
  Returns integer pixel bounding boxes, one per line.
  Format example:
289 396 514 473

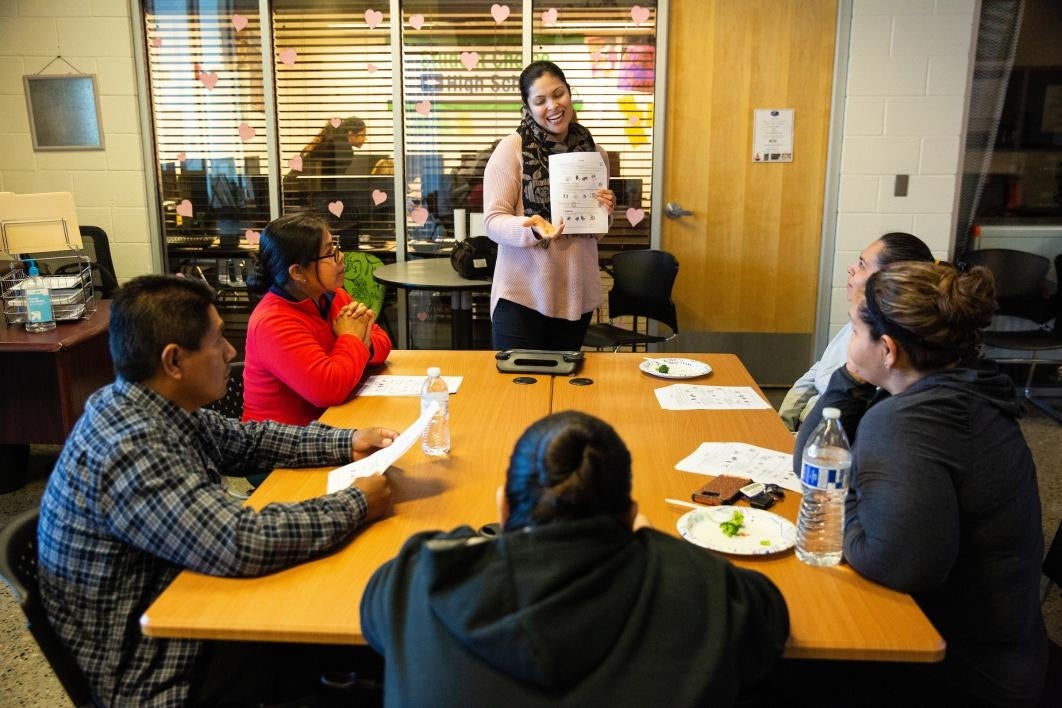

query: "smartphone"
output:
691 475 752 506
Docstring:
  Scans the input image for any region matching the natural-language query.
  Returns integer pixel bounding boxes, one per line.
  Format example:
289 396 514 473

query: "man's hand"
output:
352 474 391 522
352 427 397 460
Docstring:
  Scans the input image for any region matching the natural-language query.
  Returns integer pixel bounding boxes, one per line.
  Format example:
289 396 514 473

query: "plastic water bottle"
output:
796 407 851 567
23 260 56 333
421 367 450 456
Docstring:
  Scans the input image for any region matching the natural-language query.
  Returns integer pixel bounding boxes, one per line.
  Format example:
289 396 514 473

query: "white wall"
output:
0 0 152 281
830 0 976 338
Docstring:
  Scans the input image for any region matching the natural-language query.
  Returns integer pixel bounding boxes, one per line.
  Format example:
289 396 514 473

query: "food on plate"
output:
656 363 670 374
719 509 745 538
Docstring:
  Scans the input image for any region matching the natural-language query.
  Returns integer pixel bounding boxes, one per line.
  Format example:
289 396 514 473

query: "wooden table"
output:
141 351 945 662
0 302 113 491
372 259 491 350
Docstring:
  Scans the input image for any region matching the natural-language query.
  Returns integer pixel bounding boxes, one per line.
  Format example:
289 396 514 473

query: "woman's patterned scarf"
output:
516 107 595 222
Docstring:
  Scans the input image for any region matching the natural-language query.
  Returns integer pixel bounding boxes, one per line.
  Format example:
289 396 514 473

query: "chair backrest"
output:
960 248 1051 323
0 509 95 706
606 249 680 333
205 361 245 419
77 226 119 299
343 251 386 314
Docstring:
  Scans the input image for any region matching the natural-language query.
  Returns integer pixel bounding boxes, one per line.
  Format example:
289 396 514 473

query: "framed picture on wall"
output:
23 74 105 151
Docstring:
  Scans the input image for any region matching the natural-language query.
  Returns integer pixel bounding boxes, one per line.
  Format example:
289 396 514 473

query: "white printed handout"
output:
326 402 437 494
548 152 608 234
653 384 773 411
356 375 462 397
675 442 801 493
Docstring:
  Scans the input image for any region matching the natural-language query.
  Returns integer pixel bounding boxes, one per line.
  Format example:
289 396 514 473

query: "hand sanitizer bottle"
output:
24 260 56 332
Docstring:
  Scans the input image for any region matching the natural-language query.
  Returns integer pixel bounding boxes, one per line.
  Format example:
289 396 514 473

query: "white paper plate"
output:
639 357 712 379
676 506 797 555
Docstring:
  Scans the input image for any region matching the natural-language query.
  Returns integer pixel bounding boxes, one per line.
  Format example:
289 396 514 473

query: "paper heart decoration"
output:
409 13 425 30
330 117 342 128
231 13 248 31
490 4 510 23
366 63 379 73
630 5 650 24
288 155 303 172
328 201 345 218
371 189 388 206
415 100 431 116
365 8 383 29
238 123 255 141
150 36 162 48
459 51 479 71
589 48 603 62
416 311 428 321
626 208 645 227
628 115 639 125
278 48 297 66
541 8 558 26
176 199 194 218
177 151 187 162
198 71 218 90
410 207 429 226
244 229 260 245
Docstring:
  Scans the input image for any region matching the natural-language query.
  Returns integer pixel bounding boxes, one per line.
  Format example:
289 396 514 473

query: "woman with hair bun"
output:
795 262 1047 705
361 411 789 707
243 213 390 426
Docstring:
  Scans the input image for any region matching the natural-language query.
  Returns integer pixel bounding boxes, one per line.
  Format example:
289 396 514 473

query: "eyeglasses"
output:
310 241 343 264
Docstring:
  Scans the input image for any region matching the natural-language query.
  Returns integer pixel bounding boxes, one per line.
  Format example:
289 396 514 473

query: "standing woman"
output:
796 262 1047 706
244 213 391 426
484 61 616 350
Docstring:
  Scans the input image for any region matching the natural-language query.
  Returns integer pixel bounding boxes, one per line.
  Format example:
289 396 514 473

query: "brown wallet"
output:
692 474 753 506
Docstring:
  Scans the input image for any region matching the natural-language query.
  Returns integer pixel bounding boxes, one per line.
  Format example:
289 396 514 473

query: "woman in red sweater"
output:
243 213 391 425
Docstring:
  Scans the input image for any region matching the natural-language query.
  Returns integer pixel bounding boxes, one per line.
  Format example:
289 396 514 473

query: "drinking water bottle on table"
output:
421 367 450 455
796 407 851 566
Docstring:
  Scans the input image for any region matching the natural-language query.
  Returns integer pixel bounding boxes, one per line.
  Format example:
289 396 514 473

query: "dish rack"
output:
1 218 97 325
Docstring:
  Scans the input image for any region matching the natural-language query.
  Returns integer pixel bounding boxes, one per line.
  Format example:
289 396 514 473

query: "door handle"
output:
664 202 693 219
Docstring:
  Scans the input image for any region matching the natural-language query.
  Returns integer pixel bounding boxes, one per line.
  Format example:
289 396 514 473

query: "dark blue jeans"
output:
491 298 592 351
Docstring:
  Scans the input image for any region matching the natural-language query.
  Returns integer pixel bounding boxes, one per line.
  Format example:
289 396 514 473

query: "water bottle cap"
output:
427 366 441 377
823 407 841 419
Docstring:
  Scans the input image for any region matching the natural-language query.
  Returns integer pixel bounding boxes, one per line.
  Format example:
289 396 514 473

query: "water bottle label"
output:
26 289 54 322
801 463 849 490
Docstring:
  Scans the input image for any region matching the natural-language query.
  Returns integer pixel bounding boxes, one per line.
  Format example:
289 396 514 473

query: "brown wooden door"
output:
663 0 837 350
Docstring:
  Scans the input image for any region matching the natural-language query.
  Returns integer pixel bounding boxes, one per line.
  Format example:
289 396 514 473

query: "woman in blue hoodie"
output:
361 411 789 707
797 261 1047 706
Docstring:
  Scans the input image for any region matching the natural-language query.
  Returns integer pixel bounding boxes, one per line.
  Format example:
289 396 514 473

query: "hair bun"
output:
939 265 996 330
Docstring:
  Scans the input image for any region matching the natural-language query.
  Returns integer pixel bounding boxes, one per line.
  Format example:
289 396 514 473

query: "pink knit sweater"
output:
483 132 609 320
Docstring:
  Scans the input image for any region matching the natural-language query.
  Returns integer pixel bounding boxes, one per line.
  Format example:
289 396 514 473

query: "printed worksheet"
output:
326 402 437 493
356 375 462 396
653 384 773 411
548 152 608 234
675 442 800 493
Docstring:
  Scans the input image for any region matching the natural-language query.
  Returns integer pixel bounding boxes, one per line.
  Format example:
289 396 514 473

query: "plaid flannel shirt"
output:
38 378 366 705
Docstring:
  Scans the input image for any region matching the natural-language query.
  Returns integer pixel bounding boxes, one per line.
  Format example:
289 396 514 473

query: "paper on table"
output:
547 152 608 235
326 402 437 494
675 442 801 493
653 384 773 411
356 375 462 397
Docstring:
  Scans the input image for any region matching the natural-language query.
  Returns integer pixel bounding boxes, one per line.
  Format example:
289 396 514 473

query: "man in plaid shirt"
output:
38 275 395 705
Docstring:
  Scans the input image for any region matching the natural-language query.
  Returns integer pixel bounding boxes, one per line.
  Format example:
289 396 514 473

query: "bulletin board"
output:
23 74 105 151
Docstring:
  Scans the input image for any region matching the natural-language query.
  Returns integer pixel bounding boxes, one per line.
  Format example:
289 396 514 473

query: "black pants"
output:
491 298 592 351
189 640 382 707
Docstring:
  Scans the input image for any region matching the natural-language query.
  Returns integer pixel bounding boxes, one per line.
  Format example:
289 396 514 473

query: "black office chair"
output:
960 249 1062 423
583 249 679 352
0 509 96 707
204 361 245 420
50 225 119 299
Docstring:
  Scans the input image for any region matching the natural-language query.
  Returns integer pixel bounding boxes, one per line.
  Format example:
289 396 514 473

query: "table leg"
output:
451 291 474 350
0 444 29 494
